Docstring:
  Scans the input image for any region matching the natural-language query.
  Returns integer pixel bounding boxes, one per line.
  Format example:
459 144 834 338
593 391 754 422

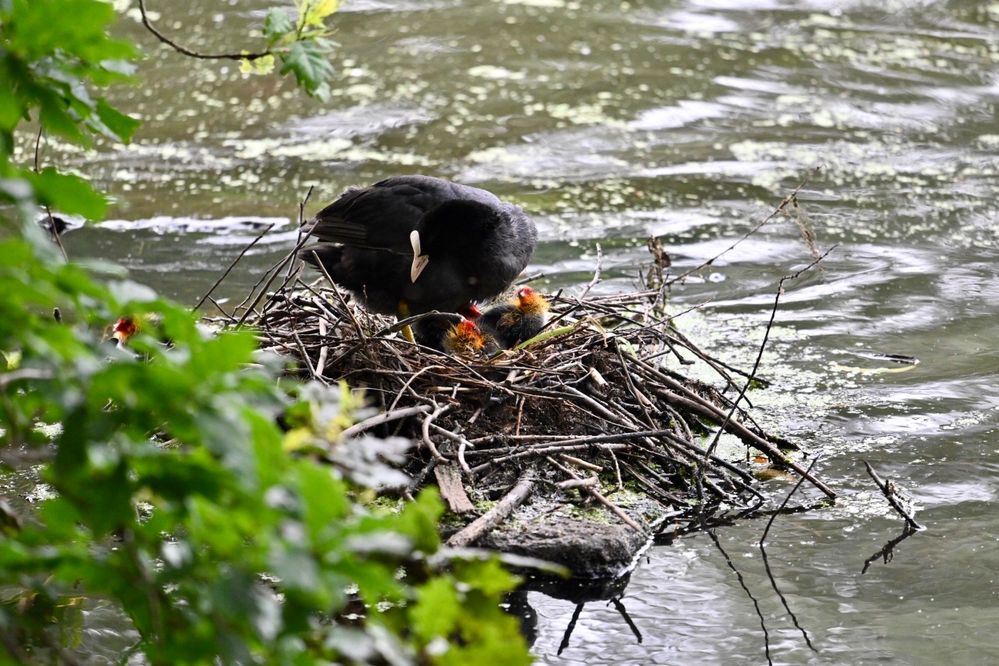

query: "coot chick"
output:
443 319 499 358
413 313 464 350
413 314 498 358
299 176 537 319
478 287 550 349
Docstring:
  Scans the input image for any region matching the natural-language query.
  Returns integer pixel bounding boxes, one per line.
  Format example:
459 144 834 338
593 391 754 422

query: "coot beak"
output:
410 230 429 282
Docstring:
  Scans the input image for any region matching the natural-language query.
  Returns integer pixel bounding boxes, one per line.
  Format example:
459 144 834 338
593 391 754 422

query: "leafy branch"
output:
137 0 340 99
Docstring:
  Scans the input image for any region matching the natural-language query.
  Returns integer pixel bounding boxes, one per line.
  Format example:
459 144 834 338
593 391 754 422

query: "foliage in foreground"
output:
0 1 529 663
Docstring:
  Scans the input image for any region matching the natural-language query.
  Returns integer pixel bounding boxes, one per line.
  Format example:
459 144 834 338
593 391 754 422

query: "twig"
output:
861 525 918 574
864 461 925 531
578 242 603 300
447 472 535 548
138 0 272 60
548 457 645 534
340 405 431 439
697 246 839 500
421 404 450 462
665 170 817 287
193 223 275 310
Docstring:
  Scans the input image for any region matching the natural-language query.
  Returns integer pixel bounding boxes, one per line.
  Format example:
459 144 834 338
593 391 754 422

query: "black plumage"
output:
299 175 537 318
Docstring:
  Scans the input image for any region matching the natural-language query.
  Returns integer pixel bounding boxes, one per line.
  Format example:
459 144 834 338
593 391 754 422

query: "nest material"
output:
226 270 833 544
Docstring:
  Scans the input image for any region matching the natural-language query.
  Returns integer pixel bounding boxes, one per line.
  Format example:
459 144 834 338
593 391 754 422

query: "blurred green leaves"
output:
0 1 529 662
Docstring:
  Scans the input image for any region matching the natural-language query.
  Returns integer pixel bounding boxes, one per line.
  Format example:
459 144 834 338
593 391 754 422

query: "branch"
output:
138 0 272 61
864 461 925 531
447 473 535 548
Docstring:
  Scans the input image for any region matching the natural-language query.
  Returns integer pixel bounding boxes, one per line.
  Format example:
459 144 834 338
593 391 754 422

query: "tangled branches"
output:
213 264 833 551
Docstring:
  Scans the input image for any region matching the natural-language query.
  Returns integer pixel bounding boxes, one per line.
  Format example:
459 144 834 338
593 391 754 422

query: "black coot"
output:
300 176 537 318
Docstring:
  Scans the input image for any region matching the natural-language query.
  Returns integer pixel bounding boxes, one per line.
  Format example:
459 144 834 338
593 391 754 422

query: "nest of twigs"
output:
222 261 833 545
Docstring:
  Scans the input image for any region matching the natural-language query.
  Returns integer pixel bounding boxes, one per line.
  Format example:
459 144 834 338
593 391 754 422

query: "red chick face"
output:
449 320 487 353
443 319 500 358
112 317 138 345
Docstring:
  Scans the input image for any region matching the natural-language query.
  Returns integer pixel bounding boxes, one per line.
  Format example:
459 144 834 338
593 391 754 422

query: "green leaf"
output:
262 9 295 43
296 462 350 542
410 577 461 641
0 80 23 130
279 40 334 100
240 55 276 76
95 98 140 143
297 0 340 28
28 167 106 219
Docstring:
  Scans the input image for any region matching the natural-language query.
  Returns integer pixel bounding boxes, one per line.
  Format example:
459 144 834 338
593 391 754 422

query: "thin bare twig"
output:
864 461 925 532
138 0 271 60
193 223 275 310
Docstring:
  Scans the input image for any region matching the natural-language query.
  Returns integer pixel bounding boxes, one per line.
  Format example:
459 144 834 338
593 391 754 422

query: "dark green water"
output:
22 0 999 663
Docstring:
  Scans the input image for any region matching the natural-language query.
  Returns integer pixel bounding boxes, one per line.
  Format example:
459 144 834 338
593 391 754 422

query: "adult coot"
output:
299 176 537 319
478 287 550 348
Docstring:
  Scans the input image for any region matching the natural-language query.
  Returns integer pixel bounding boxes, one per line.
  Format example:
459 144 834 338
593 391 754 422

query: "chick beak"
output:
410 230 429 283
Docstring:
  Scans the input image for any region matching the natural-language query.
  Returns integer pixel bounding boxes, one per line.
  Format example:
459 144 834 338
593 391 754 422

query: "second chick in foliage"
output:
478 287 550 349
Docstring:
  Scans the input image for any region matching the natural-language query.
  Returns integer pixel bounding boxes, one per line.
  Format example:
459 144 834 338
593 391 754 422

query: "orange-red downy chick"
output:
413 315 498 358
444 319 498 357
112 317 138 346
478 287 550 348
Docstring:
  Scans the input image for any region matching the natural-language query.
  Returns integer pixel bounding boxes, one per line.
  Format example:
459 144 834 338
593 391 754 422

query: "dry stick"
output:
447 472 536 548
388 365 441 411
208 296 234 321
641 381 794 464
578 242 603 300
630 359 754 434
615 340 658 429
559 454 602 473
287 188 314 281
234 214 319 328
608 446 624 492
470 443 631 475
557 477 599 490
137 0 271 60
420 404 450 462
548 456 645 534
311 257 367 340
696 247 840 501
464 429 676 460
861 526 917 575
429 424 477 475
759 457 820 653
193 222 275 310
315 317 329 378
340 405 431 439
624 460 685 505
32 126 68 262
665 171 816 288
864 461 925 531
291 330 318 379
